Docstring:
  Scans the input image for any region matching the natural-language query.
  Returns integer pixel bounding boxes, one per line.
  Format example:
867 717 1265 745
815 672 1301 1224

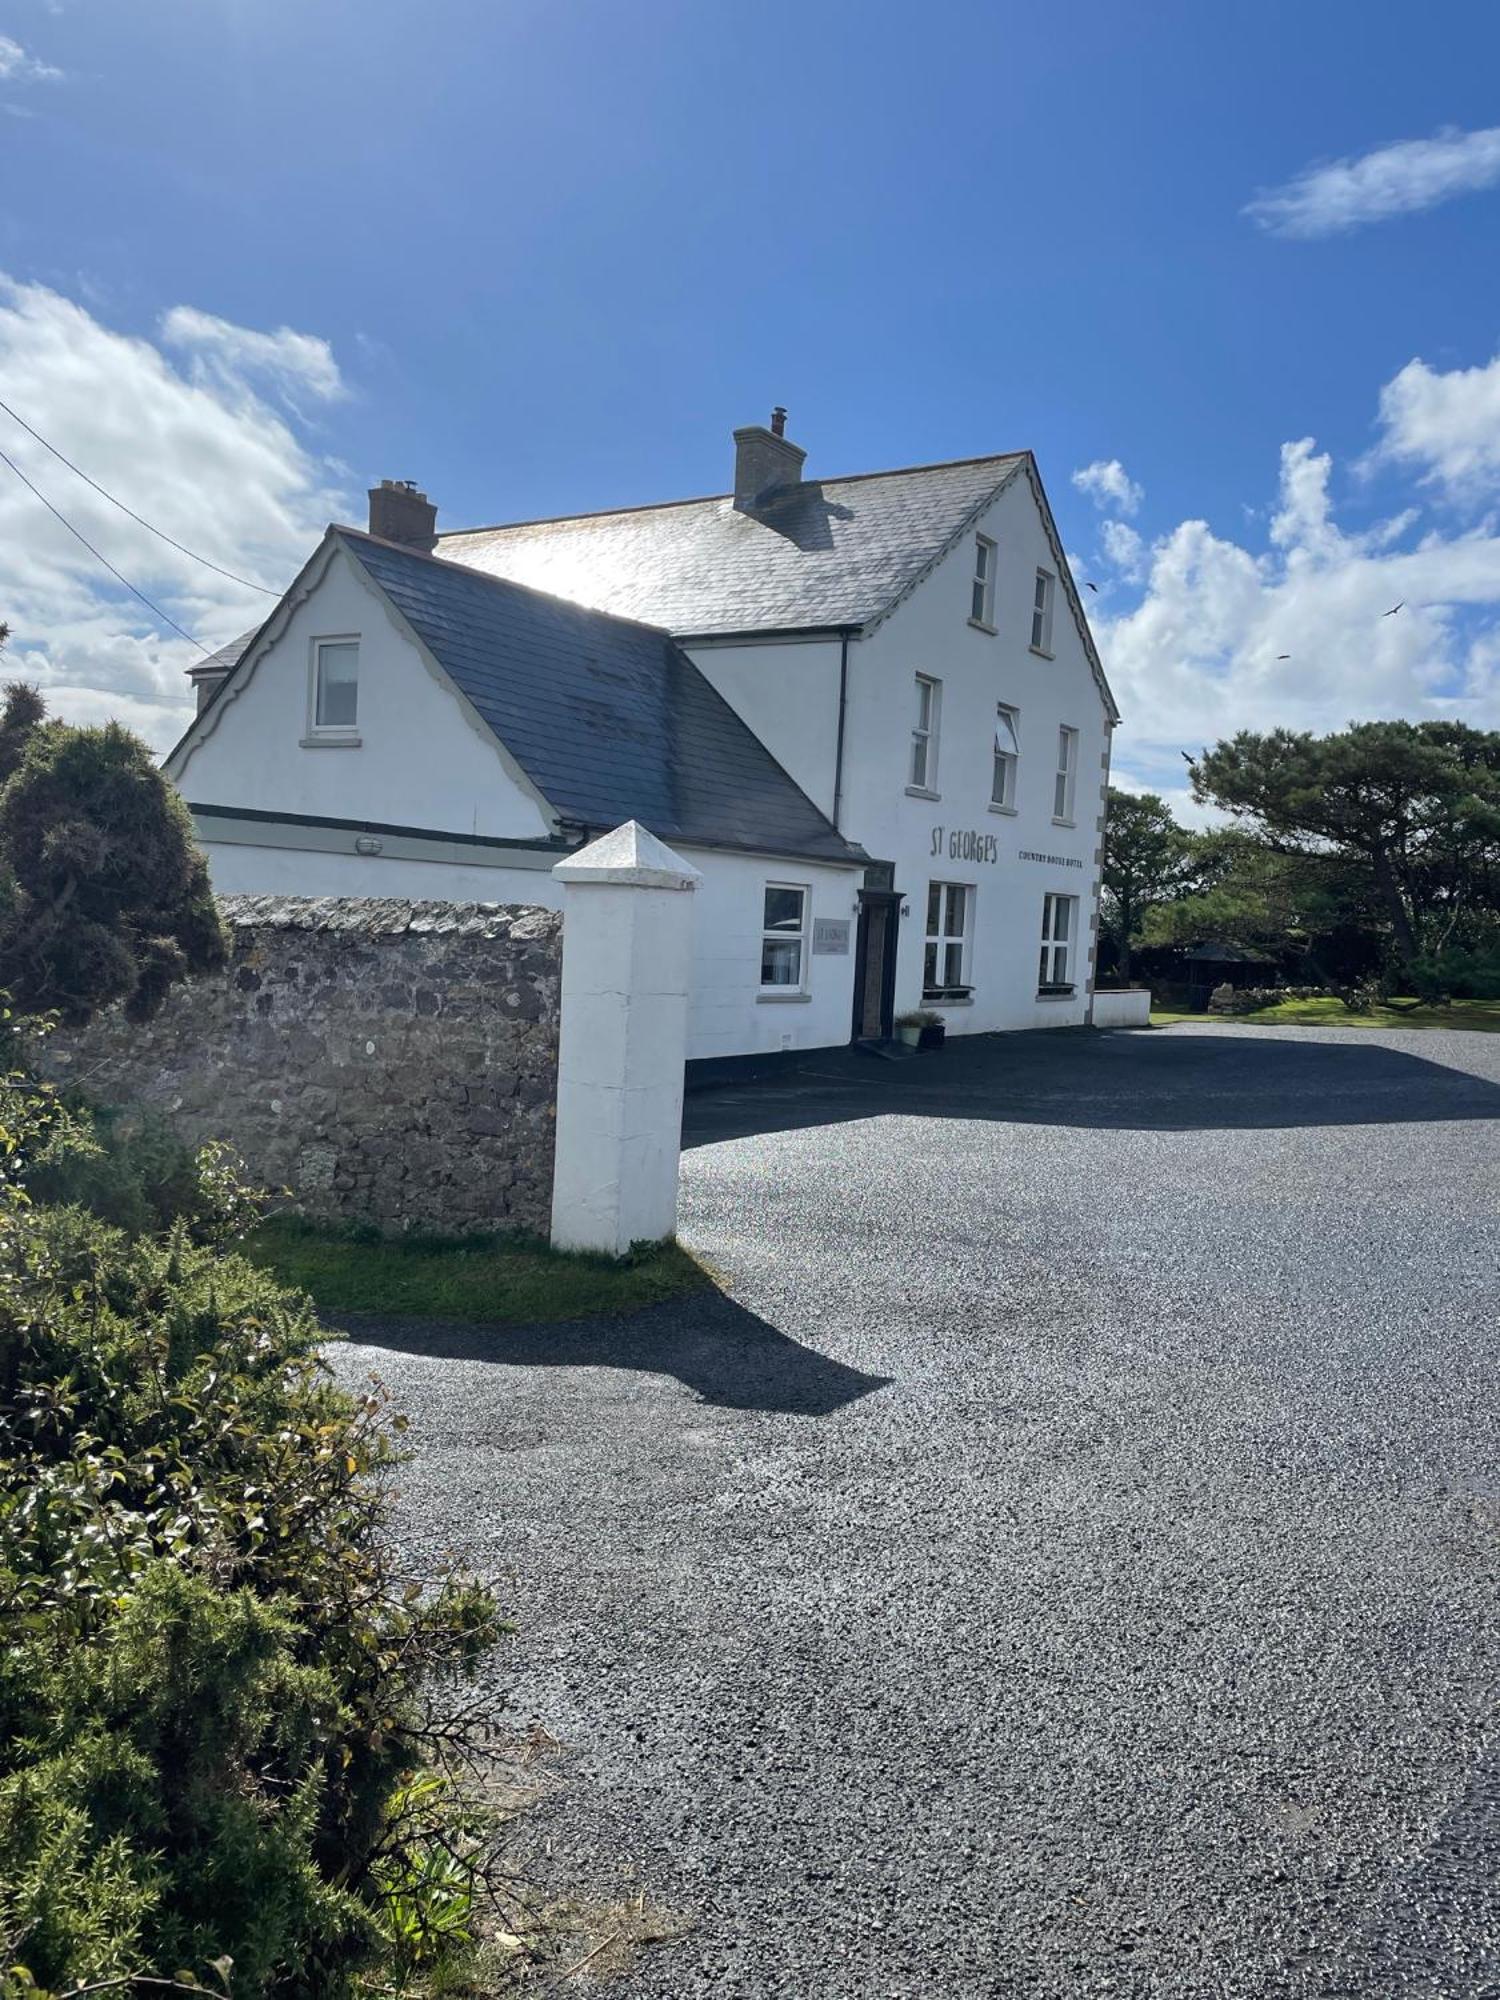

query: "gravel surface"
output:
333 1023 1500 1997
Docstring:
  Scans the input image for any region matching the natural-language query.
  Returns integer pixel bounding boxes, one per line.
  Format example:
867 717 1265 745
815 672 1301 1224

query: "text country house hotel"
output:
166 412 1118 1071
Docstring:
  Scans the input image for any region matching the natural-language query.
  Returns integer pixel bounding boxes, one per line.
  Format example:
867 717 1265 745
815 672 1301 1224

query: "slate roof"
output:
190 628 258 680
330 529 866 867
435 454 1029 635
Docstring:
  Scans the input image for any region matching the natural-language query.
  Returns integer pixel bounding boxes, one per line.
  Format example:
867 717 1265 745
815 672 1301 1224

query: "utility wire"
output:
0 442 216 656
0 395 280 597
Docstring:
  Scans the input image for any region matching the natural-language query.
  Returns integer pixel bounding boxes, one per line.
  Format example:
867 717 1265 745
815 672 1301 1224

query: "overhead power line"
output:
0 395 280 597
0 442 216 656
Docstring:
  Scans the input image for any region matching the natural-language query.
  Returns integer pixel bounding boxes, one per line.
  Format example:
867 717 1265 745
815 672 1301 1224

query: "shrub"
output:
20 1094 263 1244
0 1067 508 1996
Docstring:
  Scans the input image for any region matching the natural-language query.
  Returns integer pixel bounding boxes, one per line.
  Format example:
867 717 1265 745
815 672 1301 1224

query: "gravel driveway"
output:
337 1023 1500 1998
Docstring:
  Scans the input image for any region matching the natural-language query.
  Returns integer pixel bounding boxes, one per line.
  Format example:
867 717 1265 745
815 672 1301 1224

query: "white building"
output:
166 416 1118 1069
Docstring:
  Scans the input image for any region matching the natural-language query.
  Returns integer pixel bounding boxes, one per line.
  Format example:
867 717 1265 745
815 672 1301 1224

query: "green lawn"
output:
1152 996 1500 1033
243 1215 712 1323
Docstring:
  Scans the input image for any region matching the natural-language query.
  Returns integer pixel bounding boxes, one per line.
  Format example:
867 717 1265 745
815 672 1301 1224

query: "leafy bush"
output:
20 1094 263 1244
0 1067 508 1996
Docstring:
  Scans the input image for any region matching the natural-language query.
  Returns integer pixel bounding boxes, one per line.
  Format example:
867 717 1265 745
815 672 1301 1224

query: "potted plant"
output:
896 1008 947 1050
915 1008 946 1051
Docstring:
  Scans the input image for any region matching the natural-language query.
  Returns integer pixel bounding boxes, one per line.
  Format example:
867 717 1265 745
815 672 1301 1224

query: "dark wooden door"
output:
852 890 900 1041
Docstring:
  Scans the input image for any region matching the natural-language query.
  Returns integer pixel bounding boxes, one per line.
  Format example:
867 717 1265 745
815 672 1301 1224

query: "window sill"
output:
988 802 1018 817
1051 816 1075 829
906 784 940 801
757 990 812 1004
301 733 362 749
967 617 997 636
922 992 974 1009
1037 987 1076 1001
1029 646 1055 660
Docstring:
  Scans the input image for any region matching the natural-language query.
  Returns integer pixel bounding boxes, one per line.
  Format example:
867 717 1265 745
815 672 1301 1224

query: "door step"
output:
854 1037 917 1062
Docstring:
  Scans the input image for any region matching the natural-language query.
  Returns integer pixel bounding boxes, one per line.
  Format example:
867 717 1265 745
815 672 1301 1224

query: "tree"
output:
1099 787 1192 982
0 681 226 1025
1190 721 1500 993
1143 830 1383 989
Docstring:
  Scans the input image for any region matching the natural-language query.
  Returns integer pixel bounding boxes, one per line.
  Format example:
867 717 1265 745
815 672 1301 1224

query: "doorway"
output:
852 885 901 1042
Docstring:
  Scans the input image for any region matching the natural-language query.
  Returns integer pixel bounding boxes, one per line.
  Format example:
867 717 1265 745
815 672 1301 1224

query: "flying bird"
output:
1383 602 1404 616
1277 653 1291 660
1084 579 1098 592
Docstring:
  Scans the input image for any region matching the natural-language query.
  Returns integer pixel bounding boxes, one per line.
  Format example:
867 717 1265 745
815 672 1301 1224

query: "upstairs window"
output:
992 704 1020 809
1039 892 1076 993
970 535 996 627
313 638 359 731
1030 568 1055 654
1053 725 1078 822
760 883 808 988
910 674 941 792
924 881 972 998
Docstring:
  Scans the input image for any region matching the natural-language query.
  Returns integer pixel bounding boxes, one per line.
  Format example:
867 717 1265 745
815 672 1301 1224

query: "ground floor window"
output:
924 881 972 998
1039 892 1077 993
761 883 808 987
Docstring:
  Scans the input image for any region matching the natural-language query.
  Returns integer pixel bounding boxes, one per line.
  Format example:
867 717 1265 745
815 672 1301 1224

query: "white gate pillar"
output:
549 821 701 1256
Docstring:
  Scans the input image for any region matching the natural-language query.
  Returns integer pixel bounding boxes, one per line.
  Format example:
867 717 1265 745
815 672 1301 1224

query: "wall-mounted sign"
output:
812 918 851 956
929 826 1000 864
1017 848 1085 870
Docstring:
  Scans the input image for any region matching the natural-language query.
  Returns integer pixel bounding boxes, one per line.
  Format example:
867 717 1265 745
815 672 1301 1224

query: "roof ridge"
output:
332 522 678 641
436 450 1031 543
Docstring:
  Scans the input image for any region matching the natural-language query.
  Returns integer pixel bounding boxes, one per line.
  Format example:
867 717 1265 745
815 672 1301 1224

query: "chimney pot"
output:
771 405 787 437
367 478 438 552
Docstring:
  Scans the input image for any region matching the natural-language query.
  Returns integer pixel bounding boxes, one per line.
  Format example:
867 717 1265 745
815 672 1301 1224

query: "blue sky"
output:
3 0 1500 809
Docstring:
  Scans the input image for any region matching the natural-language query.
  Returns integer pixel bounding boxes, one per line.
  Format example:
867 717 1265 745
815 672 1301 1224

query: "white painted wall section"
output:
1091 989 1151 1028
550 823 699 1255
169 542 554 841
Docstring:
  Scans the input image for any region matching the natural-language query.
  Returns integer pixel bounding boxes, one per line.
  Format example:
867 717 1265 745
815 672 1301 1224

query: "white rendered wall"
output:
835 471 1113 1035
684 847 857 1061
1091 989 1151 1028
169 545 554 841
685 636 844 820
195 833 857 1062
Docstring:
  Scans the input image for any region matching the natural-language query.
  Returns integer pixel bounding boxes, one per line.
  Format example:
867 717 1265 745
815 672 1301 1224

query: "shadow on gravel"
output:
335 1290 892 1417
684 1028 1500 1149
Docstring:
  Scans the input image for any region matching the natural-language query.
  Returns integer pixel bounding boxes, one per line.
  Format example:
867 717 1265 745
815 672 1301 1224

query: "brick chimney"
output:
732 409 806 511
367 479 437 552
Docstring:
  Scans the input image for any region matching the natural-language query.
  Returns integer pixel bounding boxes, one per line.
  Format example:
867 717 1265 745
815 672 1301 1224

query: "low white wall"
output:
1091 988 1151 1028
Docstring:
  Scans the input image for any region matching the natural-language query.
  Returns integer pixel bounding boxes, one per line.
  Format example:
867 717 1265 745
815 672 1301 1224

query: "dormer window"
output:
311 638 359 737
970 535 996 628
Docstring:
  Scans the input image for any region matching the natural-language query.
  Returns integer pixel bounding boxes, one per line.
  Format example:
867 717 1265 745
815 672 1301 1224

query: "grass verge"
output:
243 1214 712 1324
1152 996 1500 1032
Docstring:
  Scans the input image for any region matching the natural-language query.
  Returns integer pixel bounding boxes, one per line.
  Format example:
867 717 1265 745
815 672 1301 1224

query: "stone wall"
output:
44 896 562 1236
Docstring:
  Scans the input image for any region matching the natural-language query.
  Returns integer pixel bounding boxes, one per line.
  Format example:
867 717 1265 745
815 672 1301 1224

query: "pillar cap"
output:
552 820 701 890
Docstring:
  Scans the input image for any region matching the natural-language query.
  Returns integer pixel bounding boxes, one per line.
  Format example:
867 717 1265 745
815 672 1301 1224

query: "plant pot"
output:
897 1024 922 1048
918 1022 946 1051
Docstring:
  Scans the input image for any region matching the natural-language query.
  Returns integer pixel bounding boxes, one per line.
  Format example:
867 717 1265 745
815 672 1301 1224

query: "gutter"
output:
832 626 853 833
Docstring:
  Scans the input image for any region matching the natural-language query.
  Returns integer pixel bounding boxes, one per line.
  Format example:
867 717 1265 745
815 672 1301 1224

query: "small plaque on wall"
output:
812 918 851 956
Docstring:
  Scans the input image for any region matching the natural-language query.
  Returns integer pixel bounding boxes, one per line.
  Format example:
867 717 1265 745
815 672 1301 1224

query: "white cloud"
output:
161 306 345 409
0 34 62 82
1072 458 1143 516
1097 393 1500 799
1246 124 1500 237
1373 349 1500 500
1101 519 1145 582
0 276 351 752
